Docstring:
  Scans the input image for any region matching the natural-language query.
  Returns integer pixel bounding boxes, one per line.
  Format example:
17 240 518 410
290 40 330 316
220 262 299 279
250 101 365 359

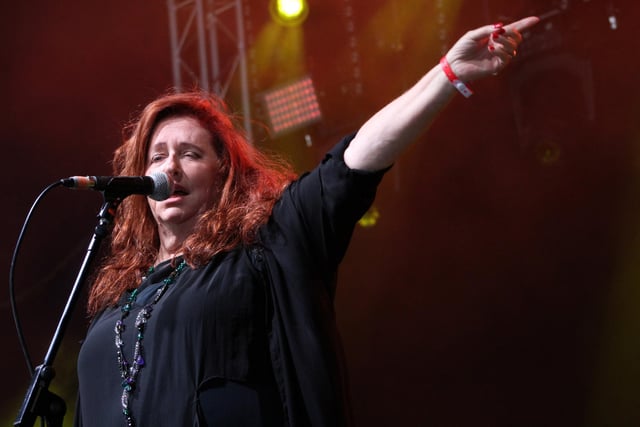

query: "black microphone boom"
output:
61 172 172 201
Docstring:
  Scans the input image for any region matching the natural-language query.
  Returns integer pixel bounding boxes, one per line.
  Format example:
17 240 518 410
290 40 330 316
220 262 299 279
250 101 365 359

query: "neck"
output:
155 224 191 265
156 246 181 265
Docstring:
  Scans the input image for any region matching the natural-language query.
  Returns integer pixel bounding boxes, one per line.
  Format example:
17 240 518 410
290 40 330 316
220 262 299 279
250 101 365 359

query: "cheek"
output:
145 162 160 175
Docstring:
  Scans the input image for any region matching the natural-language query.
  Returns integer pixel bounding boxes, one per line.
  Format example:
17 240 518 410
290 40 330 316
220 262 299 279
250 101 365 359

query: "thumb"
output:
464 23 502 42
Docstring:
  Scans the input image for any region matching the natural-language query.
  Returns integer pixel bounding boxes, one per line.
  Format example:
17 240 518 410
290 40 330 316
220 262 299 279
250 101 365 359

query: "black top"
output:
75 135 386 426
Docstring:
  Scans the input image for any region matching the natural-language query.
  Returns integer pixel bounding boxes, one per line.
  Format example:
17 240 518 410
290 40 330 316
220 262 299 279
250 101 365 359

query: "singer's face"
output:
145 116 221 232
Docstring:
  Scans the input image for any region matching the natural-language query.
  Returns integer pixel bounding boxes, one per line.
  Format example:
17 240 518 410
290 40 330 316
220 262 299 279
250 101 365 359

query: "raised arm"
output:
344 16 540 171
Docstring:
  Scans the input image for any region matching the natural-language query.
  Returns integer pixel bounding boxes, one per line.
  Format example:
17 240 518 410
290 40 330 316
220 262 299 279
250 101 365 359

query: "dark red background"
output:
3 1 640 425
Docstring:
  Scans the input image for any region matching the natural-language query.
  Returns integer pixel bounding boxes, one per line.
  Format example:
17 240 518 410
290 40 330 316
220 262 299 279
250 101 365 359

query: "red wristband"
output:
439 56 473 98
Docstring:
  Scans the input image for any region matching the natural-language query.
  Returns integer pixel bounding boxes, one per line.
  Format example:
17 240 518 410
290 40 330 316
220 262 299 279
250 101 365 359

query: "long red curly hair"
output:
87 91 296 316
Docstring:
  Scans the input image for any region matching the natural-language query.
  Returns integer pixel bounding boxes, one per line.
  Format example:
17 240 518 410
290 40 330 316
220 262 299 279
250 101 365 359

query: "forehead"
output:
149 115 212 146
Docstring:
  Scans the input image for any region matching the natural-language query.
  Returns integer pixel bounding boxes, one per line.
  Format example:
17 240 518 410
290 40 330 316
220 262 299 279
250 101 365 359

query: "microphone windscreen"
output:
149 172 173 201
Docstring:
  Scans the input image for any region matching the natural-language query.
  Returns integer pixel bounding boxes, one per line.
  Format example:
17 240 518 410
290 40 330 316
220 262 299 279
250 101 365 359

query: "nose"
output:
163 154 182 180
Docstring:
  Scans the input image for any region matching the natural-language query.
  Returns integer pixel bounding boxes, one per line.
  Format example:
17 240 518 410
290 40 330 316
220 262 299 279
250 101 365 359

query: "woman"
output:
75 16 539 426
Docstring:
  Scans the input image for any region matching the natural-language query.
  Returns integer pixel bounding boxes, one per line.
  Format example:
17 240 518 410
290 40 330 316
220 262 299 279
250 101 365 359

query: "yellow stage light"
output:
270 0 309 26
358 206 380 228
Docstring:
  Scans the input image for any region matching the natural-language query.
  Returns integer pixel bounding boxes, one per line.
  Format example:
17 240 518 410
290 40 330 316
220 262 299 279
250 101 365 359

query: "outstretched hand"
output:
345 16 539 171
445 16 540 82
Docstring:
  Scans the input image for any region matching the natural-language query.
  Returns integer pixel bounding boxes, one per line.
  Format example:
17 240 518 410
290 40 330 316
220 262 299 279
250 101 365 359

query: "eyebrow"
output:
147 141 204 150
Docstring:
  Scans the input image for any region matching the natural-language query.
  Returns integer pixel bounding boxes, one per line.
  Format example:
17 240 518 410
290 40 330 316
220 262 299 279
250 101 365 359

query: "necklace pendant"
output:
135 355 145 367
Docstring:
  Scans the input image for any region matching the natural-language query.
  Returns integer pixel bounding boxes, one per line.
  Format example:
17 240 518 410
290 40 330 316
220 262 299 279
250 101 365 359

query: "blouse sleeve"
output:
258 134 388 426
266 133 388 280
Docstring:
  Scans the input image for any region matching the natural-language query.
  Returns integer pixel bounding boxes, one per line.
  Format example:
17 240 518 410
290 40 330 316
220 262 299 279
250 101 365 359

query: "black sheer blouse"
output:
75 135 386 426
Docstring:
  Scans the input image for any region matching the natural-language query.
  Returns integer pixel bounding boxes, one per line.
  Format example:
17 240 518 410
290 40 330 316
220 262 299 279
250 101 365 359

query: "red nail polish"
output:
488 45 495 51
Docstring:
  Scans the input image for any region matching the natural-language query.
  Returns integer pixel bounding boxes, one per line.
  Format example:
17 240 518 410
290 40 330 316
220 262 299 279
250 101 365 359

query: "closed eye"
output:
182 150 201 159
149 153 167 163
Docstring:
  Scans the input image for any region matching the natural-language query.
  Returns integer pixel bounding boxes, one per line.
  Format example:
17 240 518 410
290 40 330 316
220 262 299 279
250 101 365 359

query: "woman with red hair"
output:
75 16 538 427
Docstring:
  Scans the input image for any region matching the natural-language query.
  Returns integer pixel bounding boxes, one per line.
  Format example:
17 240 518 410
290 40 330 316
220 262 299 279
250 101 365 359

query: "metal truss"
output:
166 0 252 141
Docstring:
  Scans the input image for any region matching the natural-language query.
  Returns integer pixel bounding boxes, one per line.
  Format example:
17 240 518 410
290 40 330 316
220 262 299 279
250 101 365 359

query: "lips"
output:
172 185 189 196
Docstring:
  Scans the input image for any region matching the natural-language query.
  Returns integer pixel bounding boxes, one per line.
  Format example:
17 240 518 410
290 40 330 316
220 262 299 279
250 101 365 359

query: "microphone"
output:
61 172 173 201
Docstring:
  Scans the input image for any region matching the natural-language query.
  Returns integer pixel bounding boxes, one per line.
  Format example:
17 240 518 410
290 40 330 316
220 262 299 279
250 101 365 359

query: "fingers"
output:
466 16 539 41
490 48 515 68
504 16 540 33
487 17 537 62
489 25 519 58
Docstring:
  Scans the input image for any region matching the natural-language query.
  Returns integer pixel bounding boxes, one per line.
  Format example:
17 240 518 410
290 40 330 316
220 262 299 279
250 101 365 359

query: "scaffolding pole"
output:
166 0 252 141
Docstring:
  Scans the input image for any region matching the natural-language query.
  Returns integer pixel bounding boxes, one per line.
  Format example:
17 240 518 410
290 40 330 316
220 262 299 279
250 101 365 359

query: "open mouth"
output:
171 186 189 196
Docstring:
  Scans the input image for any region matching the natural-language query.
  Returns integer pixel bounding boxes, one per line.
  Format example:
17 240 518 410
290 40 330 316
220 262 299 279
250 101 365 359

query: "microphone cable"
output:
9 180 64 376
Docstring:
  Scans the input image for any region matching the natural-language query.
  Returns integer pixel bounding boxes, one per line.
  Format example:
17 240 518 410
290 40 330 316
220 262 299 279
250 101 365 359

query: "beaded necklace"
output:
114 259 187 427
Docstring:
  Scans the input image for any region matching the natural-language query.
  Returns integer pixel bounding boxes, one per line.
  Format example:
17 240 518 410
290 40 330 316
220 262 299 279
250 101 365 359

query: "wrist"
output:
439 56 473 98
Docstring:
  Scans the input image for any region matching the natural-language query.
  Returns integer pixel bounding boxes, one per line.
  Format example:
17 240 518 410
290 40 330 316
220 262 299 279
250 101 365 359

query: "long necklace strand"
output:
114 260 187 427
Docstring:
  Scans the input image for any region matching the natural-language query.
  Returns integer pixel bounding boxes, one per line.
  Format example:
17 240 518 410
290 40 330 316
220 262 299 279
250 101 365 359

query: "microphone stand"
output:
14 197 121 427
